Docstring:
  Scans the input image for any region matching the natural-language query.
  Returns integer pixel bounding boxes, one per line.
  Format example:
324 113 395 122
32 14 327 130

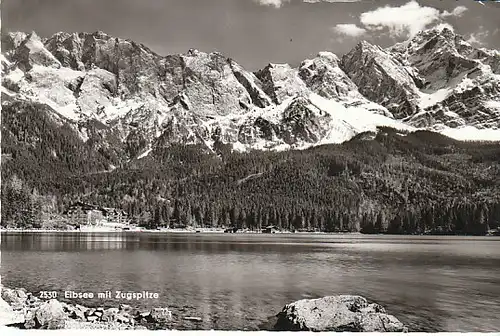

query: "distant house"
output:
262 225 277 233
101 207 128 224
64 202 128 226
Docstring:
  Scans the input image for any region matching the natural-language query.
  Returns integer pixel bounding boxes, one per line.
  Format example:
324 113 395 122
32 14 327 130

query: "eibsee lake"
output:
1 232 499 331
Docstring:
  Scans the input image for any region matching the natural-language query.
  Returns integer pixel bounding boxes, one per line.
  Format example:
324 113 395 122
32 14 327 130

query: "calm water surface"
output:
1 232 499 331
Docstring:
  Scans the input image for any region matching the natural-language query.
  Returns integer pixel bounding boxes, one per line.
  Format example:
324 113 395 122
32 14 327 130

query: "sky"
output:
2 0 500 70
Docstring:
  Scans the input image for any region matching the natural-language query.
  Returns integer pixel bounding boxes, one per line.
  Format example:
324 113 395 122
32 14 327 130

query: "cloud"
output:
466 26 489 47
253 0 288 8
304 0 362 3
466 33 481 46
333 23 367 37
442 6 468 18
452 6 468 17
349 1 468 38
257 0 362 6
359 1 442 37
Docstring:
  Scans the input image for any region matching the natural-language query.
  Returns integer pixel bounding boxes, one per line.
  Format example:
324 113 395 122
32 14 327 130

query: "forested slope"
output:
3 99 500 234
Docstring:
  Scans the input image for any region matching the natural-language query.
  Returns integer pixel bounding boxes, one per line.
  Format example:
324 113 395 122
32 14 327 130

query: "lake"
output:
1 232 499 331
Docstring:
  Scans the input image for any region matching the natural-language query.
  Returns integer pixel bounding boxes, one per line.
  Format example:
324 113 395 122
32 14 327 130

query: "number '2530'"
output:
39 291 58 299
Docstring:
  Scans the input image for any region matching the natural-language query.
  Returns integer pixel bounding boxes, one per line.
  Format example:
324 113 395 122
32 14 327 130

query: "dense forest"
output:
2 99 500 235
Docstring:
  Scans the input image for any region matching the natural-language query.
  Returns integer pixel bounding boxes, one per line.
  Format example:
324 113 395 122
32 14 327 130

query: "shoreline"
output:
0 285 407 331
0 227 360 234
0 227 225 233
2 226 498 236
1 228 499 236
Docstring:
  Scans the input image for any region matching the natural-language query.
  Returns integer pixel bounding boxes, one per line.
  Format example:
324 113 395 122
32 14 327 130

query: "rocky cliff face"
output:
2 28 499 161
386 27 500 131
340 41 422 119
255 63 308 104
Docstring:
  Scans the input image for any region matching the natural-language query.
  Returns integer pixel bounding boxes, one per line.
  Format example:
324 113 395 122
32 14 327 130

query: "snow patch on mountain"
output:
438 126 500 142
309 93 414 144
137 147 153 159
419 88 452 108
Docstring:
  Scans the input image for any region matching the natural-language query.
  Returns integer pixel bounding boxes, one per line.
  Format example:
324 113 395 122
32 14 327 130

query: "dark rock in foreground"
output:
274 295 408 332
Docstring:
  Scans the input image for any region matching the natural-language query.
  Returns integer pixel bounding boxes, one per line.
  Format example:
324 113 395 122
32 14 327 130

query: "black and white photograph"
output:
1 0 499 333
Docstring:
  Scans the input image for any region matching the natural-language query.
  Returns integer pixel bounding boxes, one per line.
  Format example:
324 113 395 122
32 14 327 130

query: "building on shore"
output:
262 225 277 233
64 202 128 227
101 207 128 224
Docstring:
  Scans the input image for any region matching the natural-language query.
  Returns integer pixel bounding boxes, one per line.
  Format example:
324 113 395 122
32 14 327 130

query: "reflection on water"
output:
1 233 500 331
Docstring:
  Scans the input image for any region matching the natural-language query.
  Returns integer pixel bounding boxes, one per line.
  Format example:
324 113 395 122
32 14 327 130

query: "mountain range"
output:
2 27 500 162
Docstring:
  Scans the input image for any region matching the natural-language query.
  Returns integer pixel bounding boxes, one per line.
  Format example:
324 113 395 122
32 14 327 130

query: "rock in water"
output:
0 292 25 326
184 316 202 322
149 307 172 323
25 299 66 329
69 305 87 321
100 307 119 322
1 287 28 310
119 303 132 313
274 295 407 332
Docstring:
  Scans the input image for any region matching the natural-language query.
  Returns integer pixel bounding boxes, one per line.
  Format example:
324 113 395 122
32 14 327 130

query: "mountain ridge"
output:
2 27 500 163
